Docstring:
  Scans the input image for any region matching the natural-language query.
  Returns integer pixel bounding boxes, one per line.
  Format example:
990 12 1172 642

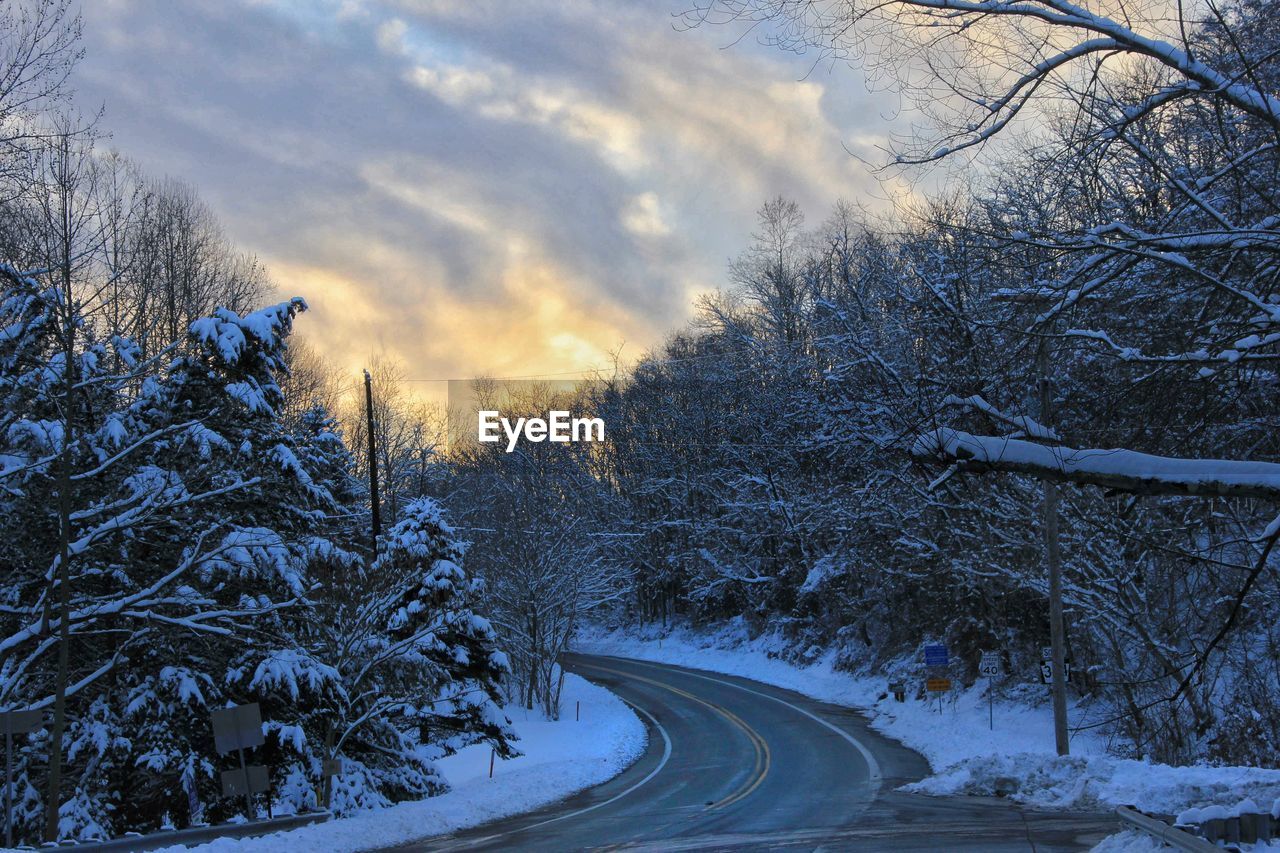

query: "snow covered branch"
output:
942 394 1059 441
914 429 1280 500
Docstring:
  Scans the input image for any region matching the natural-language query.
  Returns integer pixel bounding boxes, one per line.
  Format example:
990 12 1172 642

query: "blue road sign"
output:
924 643 949 667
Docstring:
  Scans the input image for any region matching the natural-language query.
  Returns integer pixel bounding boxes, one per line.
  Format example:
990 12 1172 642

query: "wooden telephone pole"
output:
45 131 78 844
994 289 1071 758
364 370 381 551
1039 340 1070 756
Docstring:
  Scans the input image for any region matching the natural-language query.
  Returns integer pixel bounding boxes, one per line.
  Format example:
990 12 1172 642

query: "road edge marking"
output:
439 695 673 850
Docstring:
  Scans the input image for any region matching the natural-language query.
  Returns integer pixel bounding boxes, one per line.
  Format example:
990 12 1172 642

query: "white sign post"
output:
979 652 1002 730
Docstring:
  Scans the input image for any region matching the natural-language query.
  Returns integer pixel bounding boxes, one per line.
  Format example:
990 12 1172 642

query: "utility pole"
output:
1039 339 1070 756
364 369 381 551
45 131 77 843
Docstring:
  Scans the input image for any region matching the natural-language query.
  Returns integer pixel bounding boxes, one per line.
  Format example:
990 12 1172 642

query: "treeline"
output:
575 0 1280 766
428 0 1280 769
260 0 1280 774
0 3 510 844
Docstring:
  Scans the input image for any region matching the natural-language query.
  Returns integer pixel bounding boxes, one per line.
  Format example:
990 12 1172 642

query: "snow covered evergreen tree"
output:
0 274 323 838
0 265 514 839
266 497 514 816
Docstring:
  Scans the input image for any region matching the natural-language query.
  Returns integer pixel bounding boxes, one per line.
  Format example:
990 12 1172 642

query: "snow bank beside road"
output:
577 620 1108 771
160 674 645 853
1093 824 1280 852
577 622 1280 824
907 751 1280 815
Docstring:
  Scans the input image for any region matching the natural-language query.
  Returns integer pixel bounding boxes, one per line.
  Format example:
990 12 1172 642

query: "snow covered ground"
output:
577 620 1280 851
1094 829 1279 852
151 673 645 853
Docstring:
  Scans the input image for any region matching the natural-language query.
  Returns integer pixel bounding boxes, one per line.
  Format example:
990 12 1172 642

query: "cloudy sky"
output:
77 0 900 390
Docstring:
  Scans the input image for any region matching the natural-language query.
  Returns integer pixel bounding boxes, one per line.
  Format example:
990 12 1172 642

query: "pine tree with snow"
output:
256 497 515 817
0 283 325 839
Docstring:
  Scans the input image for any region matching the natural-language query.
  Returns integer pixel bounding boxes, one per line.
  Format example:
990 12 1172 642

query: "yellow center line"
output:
576 662 771 811
709 702 770 809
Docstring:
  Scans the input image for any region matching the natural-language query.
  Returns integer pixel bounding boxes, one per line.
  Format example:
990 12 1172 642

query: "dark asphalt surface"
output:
399 654 1117 851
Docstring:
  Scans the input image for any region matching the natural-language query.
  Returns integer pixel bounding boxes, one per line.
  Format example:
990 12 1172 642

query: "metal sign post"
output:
211 703 266 820
924 644 950 714
1 710 42 848
980 651 1002 731
925 677 951 715
237 746 252 820
321 719 337 811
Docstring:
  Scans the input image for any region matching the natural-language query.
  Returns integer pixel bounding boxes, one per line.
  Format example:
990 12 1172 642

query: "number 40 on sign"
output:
979 651 1001 731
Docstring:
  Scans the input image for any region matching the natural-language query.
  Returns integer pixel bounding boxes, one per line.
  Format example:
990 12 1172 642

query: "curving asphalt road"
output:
400 654 1116 851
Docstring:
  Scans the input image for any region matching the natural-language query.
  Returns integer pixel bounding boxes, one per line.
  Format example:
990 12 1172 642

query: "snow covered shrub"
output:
1207 630 1280 768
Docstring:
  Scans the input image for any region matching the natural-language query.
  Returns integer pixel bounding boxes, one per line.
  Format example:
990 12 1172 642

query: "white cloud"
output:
403 57 647 173
407 64 496 106
621 192 670 237
375 17 408 54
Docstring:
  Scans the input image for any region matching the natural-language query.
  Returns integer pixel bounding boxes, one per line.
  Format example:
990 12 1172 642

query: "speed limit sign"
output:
979 651 1002 678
